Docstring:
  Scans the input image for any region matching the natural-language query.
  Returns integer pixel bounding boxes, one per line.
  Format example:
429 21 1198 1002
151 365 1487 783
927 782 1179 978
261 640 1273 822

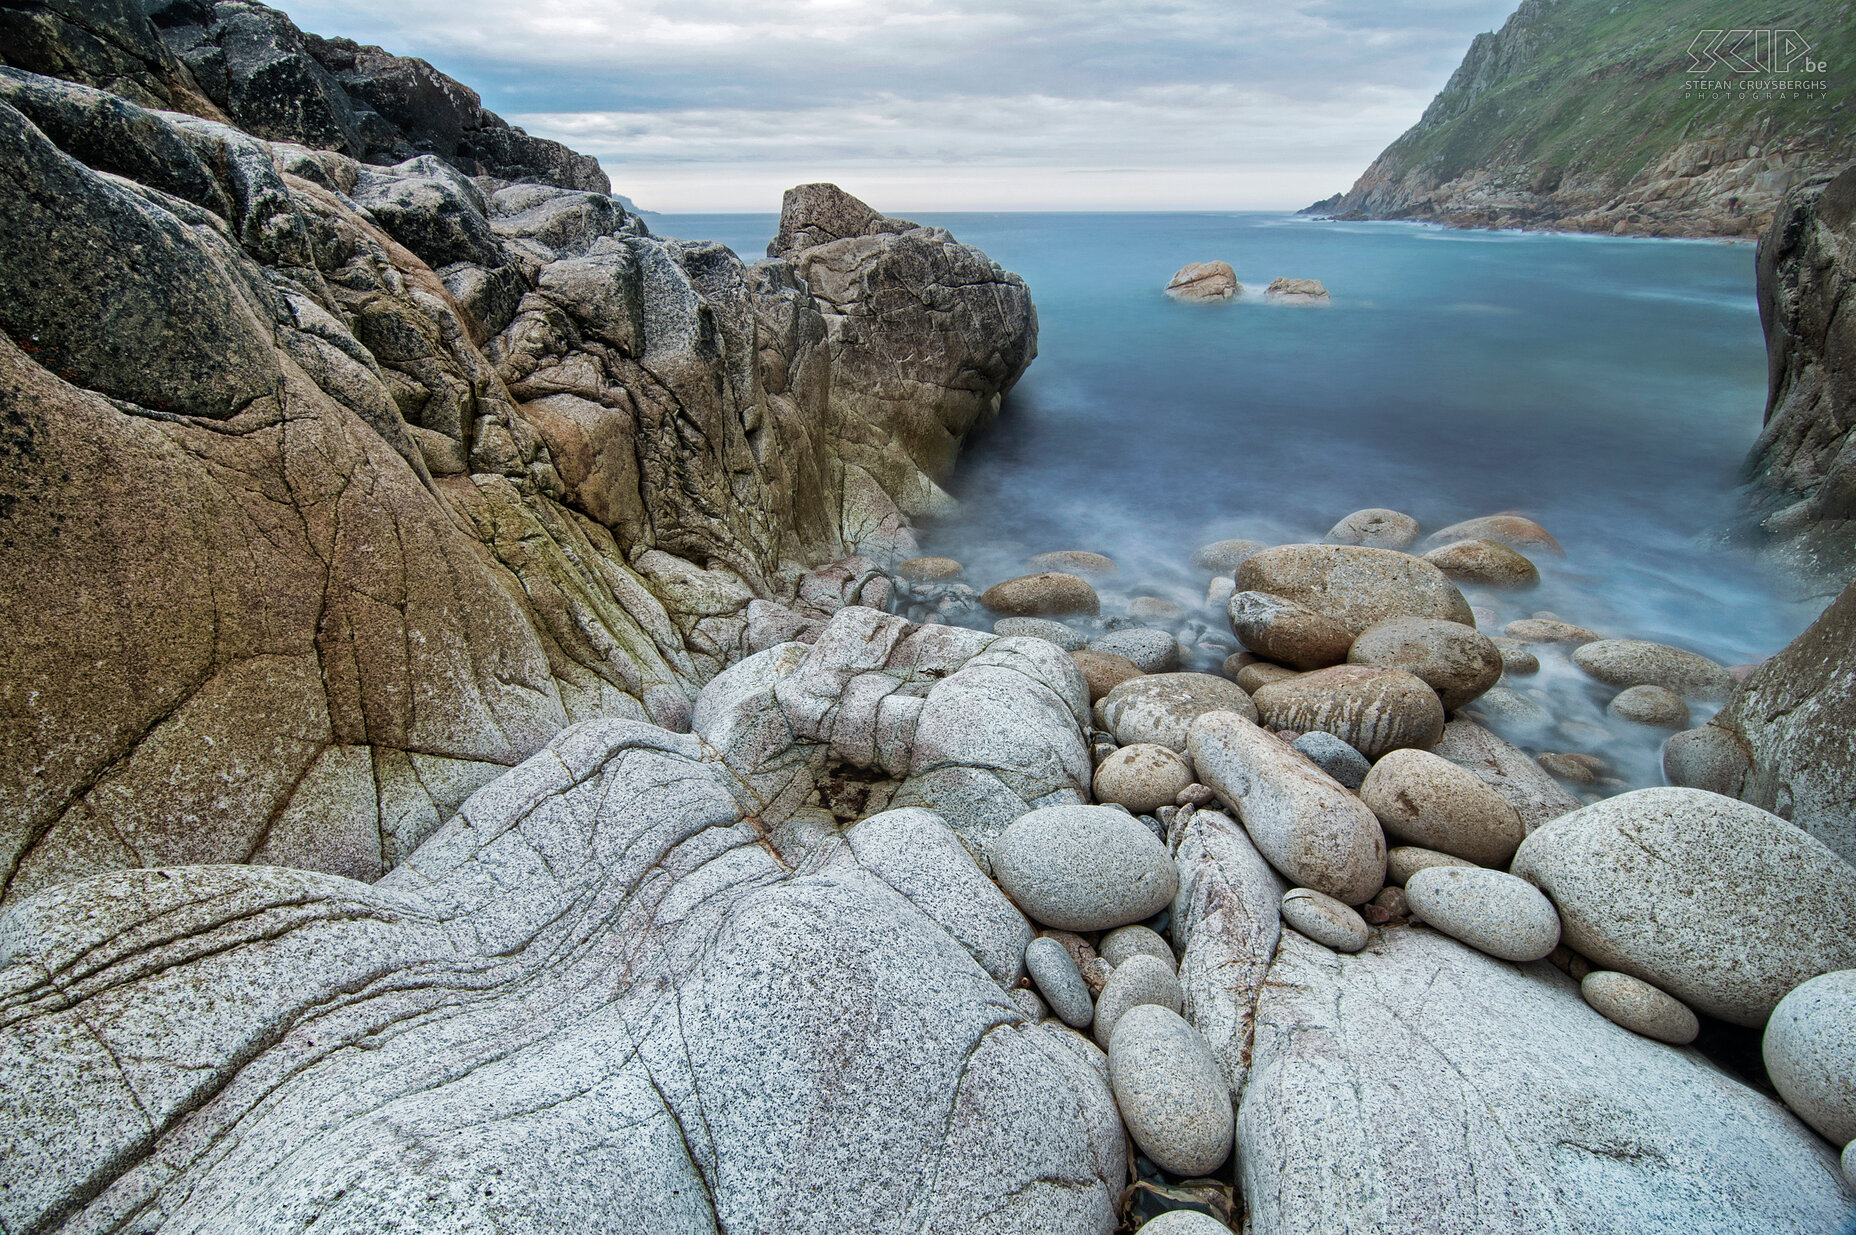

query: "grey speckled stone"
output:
1346 616 1503 711
1137 1212 1234 1235
1512 788 1856 1025
1025 935 1095 1029
1385 845 1477 886
1233 544 1474 635
1093 953 1185 1049
1010 986 1049 1021
1405 866 1560 963
994 616 1086 651
1239 929 1855 1235
1607 684 1691 729
1359 748 1526 867
1290 731 1370 790
988 804 1180 931
1100 924 1175 971
1093 743 1194 815
1571 639 1734 702
1280 888 1370 952
1108 1004 1234 1177
1089 627 1181 674
1581 971 1698 1045
1101 672 1257 752
1429 719 1581 833
1844 1141 1856 1192
1188 710 1386 905
1764 969 1856 1145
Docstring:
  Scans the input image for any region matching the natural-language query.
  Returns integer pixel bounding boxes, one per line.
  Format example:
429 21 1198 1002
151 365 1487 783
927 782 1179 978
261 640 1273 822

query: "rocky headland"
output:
1307 0 1855 238
6 3 1856 1234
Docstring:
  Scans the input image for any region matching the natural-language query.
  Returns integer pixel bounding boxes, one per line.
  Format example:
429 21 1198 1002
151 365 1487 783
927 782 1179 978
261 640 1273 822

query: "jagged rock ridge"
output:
1309 0 1856 237
0 2 1036 909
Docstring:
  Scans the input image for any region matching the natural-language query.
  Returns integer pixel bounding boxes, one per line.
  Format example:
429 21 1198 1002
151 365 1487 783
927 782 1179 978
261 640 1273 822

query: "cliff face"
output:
0 3 1036 907
1744 165 1856 587
1310 0 1855 237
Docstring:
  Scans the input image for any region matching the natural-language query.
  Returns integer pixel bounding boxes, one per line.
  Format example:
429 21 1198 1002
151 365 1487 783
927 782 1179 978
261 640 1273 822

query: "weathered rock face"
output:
1744 166 1856 588
0 61 1036 905
1238 929 1854 1234
1684 578 1856 868
0 611 1124 1232
1306 0 1854 238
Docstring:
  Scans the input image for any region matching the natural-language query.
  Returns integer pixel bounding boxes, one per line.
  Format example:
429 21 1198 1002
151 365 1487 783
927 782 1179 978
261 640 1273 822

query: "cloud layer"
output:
282 0 1520 210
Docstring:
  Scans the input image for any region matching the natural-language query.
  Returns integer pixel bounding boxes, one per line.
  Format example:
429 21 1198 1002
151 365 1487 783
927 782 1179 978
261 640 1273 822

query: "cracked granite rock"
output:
0 605 1119 1233
0 56 1034 908
1237 929 1855 1234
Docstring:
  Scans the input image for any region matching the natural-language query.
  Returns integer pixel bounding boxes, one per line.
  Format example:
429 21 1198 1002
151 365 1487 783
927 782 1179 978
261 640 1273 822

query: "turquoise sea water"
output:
659 210 1813 781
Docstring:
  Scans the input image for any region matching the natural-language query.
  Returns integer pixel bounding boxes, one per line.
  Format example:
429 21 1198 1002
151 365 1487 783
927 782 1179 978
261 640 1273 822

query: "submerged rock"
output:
1239 929 1852 1235
983 571 1102 617
1570 639 1734 701
898 555 964 582
1512 787 1856 1025
1326 508 1420 550
1029 549 1118 577
1607 683 1691 729
1193 538 1268 573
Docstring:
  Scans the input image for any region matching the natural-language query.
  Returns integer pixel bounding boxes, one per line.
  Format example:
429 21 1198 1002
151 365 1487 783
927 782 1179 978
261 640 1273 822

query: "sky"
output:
282 0 1523 212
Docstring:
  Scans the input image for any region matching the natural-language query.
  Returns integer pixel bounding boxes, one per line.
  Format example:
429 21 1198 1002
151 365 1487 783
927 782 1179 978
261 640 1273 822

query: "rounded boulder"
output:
1107 1004 1234 1177
1100 924 1175 971
1028 549 1117 578
1385 844 1477 886
1281 887 1371 952
1359 747 1526 867
1234 543 1474 634
981 572 1100 617
1071 649 1143 702
1607 684 1691 729
1405 865 1561 962
1228 590 1356 670
1252 665 1446 760
1581 970 1699 1045
994 616 1084 651
1101 672 1257 752
1326 508 1420 550
1570 639 1734 702
1422 514 1564 556
1024 935 1095 1029
1093 742 1195 815
988 804 1180 932
897 556 963 582
1093 953 1184 1049
1088 627 1179 674
1423 538 1540 589
1348 616 1504 710
1764 969 1856 1144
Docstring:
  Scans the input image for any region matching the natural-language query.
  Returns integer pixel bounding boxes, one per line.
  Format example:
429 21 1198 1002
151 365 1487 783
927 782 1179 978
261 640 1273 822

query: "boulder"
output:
898 556 963 582
1093 953 1185 1049
1187 710 1386 904
1100 925 1175 971
1326 508 1420 550
1025 935 1095 1029
1280 887 1370 952
1502 618 1600 645
1607 684 1691 729
988 805 1180 931
1346 617 1503 710
1093 743 1195 815
1570 639 1734 701
1234 544 1474 635
1166 261 1239 301
1238 929 1853 1235
1661 724 1754 798
1385 844 1477 886
1193 539 1267 573
1236 662 1300 694
1227 591 1356 669
1511 788 1856 1024
1290 731 1370 789
1137 1213 1233 1235
995 616 1085 651
1071 649 1144 702
1028 550 1117 577
1252 665 1446 760
1128 596 1185 623
1101 673 1257 753
1108 1005 1234 1177
1422 538 1540 588
1088 627 1180 673
1764 969 1856 1145
1359 748 1526 866
1580 971 1699 1045
983 572 1101 617
1404 866 1561 962
1264 277 1329 299
1490 637 1540 675
1421 515 1564 556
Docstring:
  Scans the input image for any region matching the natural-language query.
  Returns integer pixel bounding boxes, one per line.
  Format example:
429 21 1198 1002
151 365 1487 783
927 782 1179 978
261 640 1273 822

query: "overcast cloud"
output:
281 0 1520 211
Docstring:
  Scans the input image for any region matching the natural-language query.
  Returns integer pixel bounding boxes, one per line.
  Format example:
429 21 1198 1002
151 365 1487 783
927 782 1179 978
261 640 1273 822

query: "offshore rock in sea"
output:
1165 260 1239 301
0 605 1129 1233
1238 930 1853 1234
1264 277 1329 299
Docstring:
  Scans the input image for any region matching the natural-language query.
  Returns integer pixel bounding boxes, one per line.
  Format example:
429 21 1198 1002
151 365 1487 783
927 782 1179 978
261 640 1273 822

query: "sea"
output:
656 210 1816 788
